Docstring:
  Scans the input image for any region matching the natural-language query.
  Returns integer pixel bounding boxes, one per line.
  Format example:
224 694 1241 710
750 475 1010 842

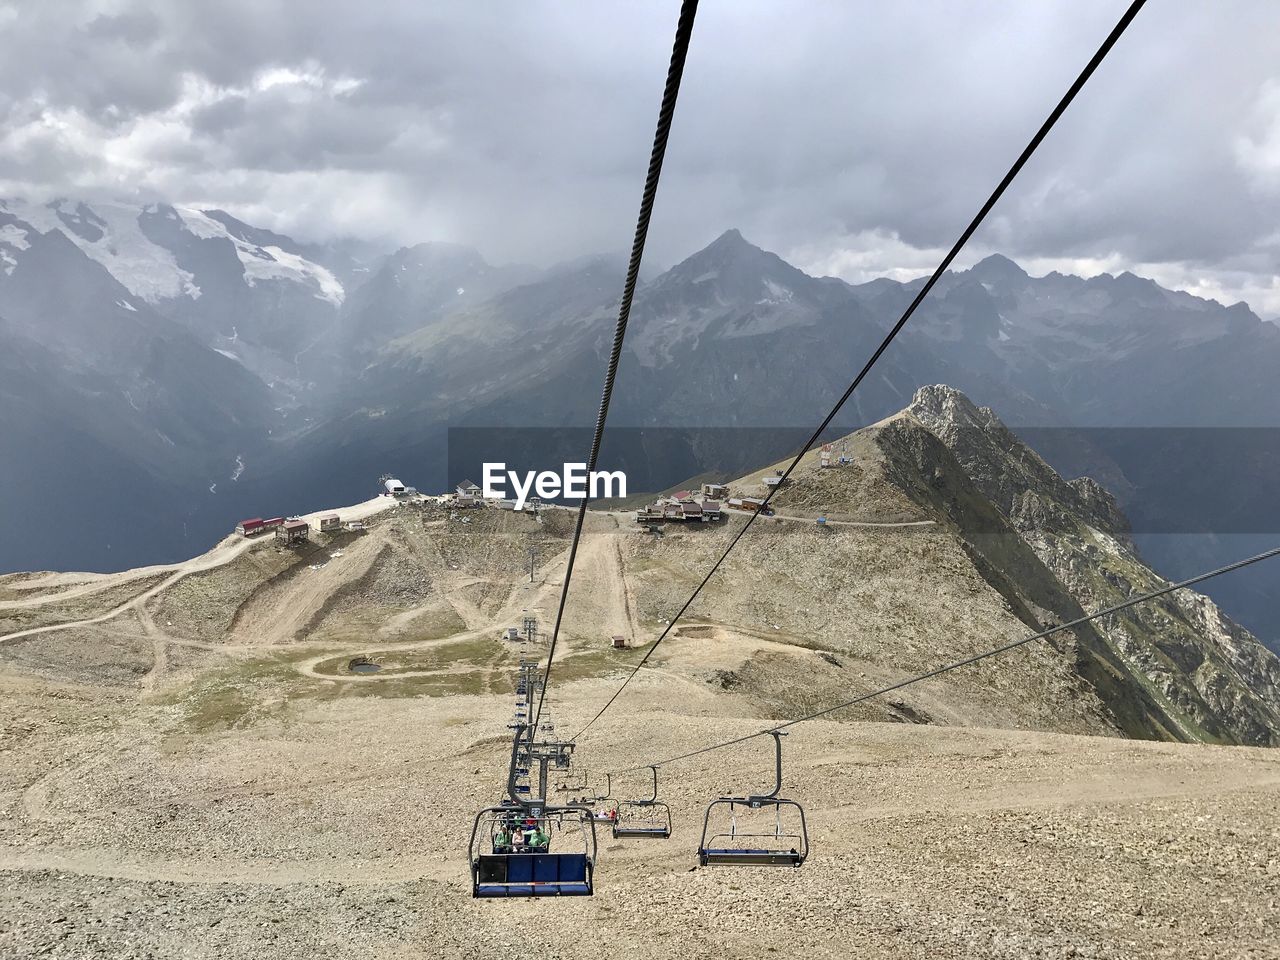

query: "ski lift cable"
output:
569 0 1149 744
532 0 701 735
609 544 1280 775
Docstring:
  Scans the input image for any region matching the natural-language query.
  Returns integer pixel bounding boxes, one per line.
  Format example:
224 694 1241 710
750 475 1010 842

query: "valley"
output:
3 200 1278 650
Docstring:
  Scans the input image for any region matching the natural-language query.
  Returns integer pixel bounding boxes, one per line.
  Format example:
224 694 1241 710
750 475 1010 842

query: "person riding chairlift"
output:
526 824 549 851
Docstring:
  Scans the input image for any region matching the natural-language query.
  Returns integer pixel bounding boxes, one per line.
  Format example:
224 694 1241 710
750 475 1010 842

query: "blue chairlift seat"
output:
473 853 593 897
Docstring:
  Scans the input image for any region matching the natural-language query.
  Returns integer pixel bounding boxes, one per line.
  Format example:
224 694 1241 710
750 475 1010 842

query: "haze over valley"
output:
3 197 1279 648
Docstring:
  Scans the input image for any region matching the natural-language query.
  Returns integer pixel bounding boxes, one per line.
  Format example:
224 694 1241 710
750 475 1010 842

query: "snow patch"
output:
763 279 793 302
175 208 345 306
3 200 199 302
214 348 240 362
261 245 345 305
231 455 245 482
0 223 30 250
997 330 1010 342
116 299 137 312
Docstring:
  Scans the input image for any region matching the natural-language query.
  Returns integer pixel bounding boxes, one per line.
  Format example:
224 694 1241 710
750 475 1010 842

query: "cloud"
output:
0 0 1278 315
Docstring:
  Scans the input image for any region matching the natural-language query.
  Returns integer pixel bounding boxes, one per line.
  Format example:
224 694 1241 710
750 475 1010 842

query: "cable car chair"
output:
557 762 589 794
585 773 616 822
697 731 808 867
612 766 672 839
468 726 597 897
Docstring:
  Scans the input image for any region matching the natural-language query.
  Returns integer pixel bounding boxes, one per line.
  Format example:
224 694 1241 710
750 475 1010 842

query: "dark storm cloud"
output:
0 0 1278 312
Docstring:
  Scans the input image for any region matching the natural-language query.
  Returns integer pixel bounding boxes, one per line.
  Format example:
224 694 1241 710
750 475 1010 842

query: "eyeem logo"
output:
482 463 627 510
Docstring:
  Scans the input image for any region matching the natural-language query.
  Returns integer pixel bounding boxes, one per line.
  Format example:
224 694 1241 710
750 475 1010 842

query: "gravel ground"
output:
2 672 1278 960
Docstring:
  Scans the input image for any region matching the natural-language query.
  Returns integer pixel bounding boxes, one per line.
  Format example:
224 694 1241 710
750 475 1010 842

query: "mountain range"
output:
2 197 1278 647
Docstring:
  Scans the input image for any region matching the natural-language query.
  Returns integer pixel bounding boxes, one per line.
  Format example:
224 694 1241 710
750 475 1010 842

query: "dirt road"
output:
0 496 398 648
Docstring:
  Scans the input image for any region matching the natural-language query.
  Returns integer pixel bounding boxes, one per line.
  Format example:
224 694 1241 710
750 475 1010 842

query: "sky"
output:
2 1 1279 316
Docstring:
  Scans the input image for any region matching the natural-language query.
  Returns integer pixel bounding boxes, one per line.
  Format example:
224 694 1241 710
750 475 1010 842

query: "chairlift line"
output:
569 0 1150 744
453 0 1279 891
532 0 701 734
610 544 1280 776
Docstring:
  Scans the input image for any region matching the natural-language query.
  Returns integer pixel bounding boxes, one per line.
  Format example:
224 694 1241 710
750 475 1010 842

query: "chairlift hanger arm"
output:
592 772 613 802
748 731 785 804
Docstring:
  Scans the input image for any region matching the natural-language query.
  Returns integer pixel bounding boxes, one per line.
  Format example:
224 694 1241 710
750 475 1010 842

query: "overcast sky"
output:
2 1 1279 315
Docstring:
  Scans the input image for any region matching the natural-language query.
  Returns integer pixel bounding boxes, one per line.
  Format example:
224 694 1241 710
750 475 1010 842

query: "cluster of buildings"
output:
452 479 544 512
635 482 728 524
633 479 780 525
235 512 355 545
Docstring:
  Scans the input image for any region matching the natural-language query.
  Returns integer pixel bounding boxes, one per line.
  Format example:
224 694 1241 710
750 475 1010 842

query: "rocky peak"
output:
655 228 812 295
907 384 994 434
892 384 1280 746
907 384 1128 538
965 253 1029 286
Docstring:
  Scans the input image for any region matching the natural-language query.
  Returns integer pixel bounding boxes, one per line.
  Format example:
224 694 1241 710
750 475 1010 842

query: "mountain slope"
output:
3 199 1279 667
902 385 1280 745
5 384 1277 752
0 206 284 572
0 198 358 395
337 241 537 353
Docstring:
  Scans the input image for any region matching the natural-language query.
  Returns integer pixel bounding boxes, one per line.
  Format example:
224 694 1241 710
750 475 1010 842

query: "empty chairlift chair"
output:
557 763 588 794
612 766 672 839
469 728 597 897
697 731 809 867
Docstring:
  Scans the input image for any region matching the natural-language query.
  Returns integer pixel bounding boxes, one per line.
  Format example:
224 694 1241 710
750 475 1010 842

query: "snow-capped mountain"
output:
0 198 344 306
0 199 364 397
0 207 280 574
